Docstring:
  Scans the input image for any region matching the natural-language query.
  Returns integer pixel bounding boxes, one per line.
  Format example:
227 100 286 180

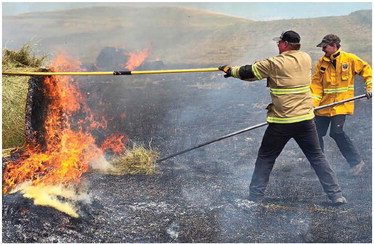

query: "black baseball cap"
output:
272 30 301 43
317 34 341 47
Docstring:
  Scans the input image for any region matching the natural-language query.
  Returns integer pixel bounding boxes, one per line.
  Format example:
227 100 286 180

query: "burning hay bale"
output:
95 46 128 70
2 49 162 220
106 143 160 175
95 45 155 71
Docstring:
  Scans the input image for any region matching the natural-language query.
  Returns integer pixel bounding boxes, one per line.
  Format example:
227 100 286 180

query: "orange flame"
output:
124 46 150 71
2 54 127 194
101 133 128 157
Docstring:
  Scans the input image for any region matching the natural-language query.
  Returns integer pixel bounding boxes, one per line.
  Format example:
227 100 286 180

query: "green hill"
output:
2 6 371 66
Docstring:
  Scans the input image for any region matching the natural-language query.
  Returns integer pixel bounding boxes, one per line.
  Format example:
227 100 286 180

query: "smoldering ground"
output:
2 71 371 242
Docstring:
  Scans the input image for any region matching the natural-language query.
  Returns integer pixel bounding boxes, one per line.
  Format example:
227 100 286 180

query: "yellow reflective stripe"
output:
270 85 310 94
231 66 241 79
267 112 315 124
365 80 372 86
323 86 354 93
252 64 263 80
312 94 322 100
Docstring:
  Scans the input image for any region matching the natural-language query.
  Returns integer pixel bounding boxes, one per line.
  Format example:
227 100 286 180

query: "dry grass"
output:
3 44 47 68
2 44 47 149
107 143 160 175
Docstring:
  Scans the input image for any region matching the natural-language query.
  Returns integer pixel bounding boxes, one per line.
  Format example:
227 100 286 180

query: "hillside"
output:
2 5 372 67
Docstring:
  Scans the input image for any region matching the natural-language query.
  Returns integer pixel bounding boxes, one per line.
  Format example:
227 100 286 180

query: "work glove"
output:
366 88 372 99
218 65 232 78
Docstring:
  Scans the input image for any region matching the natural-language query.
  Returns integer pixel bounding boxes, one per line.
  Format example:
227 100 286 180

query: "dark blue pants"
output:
249 119 343 201
315 115 361 167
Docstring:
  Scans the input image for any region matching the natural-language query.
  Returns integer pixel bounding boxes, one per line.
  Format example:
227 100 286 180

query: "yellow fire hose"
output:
2 68 220 76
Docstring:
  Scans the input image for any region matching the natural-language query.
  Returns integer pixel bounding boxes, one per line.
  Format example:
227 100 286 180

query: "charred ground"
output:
2 71 372 242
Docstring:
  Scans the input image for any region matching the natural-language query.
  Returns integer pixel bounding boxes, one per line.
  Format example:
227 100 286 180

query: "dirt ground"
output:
2 71 372 242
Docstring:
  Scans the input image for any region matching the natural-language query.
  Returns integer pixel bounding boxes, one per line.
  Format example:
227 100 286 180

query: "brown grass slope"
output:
3 5 253 66
248 10 372 63
2 6 371 66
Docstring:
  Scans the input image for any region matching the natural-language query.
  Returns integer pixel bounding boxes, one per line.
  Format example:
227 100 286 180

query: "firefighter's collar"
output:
323 49 341 61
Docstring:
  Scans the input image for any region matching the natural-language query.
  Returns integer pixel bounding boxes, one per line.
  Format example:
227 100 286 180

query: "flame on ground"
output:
101 133 129 157
2 54 127 217
124 46 151 71
13 182 90 218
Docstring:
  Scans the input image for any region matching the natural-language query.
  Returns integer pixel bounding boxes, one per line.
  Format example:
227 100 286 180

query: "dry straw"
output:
107 143 160 175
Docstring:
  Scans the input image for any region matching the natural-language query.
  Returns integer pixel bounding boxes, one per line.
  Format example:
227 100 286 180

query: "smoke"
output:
12 182 91 218
166 221 180 239
89 154 114 172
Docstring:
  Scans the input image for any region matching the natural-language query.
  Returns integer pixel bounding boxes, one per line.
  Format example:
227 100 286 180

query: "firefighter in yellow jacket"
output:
219 30 346 205
311 34 372 176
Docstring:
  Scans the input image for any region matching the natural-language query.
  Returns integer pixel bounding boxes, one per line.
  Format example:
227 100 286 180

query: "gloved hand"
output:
218 65 232 78
366 89 372 99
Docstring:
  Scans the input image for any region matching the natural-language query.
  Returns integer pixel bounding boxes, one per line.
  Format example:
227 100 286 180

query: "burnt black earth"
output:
2 68 372 243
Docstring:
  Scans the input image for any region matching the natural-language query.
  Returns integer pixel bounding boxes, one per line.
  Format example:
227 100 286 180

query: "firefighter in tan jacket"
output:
311 34 372 176
219 30 346 205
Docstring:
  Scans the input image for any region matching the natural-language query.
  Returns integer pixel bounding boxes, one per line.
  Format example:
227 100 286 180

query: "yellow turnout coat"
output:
311 49 372 116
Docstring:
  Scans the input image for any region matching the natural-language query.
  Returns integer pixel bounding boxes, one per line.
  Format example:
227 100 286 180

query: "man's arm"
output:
353 55 372 97
219 60 270 82
311 61 324 107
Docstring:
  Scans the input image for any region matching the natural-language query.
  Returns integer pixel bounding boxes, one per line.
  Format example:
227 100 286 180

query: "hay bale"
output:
2 44 47 149
107 143 160 175
2 73 29 148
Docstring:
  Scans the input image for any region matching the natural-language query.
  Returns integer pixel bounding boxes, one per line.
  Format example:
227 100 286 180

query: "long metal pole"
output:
2 68 220 76
156 122 268 162
157 94 369 162
314 94 367 111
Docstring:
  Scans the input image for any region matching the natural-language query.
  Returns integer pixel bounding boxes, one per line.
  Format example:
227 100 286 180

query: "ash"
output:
3 70 371 243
